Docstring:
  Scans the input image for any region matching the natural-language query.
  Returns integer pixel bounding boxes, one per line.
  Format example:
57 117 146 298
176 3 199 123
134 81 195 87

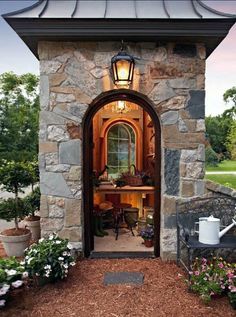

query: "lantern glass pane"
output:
116 60 130 83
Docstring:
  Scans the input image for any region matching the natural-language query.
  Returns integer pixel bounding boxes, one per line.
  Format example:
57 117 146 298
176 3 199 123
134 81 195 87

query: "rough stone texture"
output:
40 76 50 110
59 140 81 165
58 227 82 242
40 172 72 198
38 41 207 260
206 180 235 197
164 149 180 196
47 125 70 142
161 111 179 125
39 142 58 153
186 90 205 119
181 180 195 197
65 199 81 227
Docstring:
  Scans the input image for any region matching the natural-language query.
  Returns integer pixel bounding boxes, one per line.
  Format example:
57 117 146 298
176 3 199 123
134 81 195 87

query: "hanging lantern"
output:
111 43 135 86
112 100 131 114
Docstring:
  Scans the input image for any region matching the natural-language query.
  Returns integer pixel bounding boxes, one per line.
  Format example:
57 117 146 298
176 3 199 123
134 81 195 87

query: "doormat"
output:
104 272 144 285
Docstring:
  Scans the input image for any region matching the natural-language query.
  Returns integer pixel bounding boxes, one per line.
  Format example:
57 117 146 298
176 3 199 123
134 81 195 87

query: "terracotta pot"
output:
25 218 41 242
144 239 154 248
0 229 31 257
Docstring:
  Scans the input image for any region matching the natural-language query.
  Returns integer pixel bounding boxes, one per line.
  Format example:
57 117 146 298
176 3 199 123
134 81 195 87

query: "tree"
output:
223 86 236 119
226 120 236 160
0 72 39 162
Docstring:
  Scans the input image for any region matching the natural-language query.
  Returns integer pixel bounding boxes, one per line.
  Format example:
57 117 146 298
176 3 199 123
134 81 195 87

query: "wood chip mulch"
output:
1 256 236 317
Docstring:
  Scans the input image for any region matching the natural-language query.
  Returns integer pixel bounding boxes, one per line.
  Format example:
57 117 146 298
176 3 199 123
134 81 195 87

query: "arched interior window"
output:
107 123 135 178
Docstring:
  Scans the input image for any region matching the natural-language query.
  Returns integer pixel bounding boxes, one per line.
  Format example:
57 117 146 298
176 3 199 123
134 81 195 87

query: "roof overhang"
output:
4 17 236 59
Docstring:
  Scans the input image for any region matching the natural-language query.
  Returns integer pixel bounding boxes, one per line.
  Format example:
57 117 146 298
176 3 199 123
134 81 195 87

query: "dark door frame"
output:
82 89 161 257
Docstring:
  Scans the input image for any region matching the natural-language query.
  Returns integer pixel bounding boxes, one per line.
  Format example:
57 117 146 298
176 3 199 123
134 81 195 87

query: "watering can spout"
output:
219 219 236 239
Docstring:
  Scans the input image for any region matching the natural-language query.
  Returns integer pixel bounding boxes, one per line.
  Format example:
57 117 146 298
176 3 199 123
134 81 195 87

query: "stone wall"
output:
38 41 206 258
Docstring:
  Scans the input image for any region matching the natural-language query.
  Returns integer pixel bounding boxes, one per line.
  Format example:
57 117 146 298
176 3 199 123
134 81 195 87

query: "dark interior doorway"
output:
82 89 161 257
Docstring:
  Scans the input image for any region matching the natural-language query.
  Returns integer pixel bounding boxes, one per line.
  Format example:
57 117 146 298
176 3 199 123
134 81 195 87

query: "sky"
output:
0 0 235 116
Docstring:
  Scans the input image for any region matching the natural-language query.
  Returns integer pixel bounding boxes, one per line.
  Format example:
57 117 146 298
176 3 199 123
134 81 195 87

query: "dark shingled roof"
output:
2 0 236 58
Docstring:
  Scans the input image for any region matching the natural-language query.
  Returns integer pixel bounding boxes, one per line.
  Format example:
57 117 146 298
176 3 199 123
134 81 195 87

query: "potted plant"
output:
0 161 32 256
24 186 41 242
140 227 154 247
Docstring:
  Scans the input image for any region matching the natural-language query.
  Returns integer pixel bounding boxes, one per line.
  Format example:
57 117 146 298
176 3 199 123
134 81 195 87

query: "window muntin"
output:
107 123 135 178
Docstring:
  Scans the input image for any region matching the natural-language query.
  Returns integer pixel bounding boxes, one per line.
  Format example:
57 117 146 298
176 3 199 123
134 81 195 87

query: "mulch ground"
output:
1 256 235 317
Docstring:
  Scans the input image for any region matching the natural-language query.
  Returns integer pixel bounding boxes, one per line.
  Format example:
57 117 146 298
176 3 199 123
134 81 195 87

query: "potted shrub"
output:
0 161 32 256
24 233 76 286
140 227 154 247
24 186 41 242
0 257 28 308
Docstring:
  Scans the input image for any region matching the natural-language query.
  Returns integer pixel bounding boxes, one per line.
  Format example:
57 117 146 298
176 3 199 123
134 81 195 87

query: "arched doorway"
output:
82 89 161 257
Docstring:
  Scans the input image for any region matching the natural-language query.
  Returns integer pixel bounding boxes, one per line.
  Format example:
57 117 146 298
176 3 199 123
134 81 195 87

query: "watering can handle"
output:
194 222 199 234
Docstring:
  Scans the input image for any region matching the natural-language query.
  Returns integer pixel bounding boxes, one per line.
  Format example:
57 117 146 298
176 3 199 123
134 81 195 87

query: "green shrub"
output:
23 186 40 218
205 146 219 167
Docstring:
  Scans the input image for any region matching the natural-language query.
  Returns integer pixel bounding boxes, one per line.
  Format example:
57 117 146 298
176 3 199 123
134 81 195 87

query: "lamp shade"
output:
111 50 135 86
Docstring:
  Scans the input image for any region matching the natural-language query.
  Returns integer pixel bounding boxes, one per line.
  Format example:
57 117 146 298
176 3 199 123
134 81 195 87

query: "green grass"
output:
205 174 236 189
206 160 236 172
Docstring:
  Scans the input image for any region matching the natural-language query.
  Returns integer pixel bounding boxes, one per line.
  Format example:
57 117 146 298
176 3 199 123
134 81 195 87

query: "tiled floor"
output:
94 228 154 252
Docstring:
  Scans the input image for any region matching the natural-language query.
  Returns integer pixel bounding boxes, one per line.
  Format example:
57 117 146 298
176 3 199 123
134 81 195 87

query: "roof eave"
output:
4 17 236 59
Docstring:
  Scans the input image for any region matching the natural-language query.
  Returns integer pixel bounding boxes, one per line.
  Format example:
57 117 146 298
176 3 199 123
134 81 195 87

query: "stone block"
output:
161 111 179 125
40 75 49 110
185 162 205 179
65 199 81 227
49 204 64 218
40 172 72 198
164 149 180 196
178 118 188 132
47 125 69 142
49 73 67 86
39 142 58 154
186 90 205 119
67 166 82 181
181 149 197 163
181 180 195 197
150 81 176 104
56 93 75 103
58 227 82 242
40 195 48 218
161 228 177 252
195 180 205 196
40 111 65 125
196 119 205 132
68 103 88 123
38 153 46 170
46 164 70 173
168 78 196 89
47 196 65 208
66 123 81 139
59 140 81 165
197 144 205 162
162 96 186 111
173 44 197 57
40 60 62 74
185 120 197 132
45 152 58 165
40 218 64 231
163 196 176 214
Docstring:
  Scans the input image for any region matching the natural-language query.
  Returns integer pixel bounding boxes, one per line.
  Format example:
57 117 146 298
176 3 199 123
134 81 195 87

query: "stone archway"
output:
82 89 161 257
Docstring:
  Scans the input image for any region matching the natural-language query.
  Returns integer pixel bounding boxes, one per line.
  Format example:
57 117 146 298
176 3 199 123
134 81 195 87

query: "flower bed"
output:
188 256 236 308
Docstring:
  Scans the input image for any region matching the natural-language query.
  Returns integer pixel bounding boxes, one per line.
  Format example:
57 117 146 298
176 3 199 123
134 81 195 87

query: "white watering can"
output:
197 215 236 245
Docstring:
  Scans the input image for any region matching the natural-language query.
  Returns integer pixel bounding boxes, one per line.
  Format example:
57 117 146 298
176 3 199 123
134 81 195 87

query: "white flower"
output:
62 251 68 256
39 238 44 243
55 240 61 244
12 280 23 288
20 261 25 265
49 234 54 240
36 273 40 276
24 247 29 252
0 284 10 296
58 257 64 261
25 256 29 260
67 243 73 250
44 265 51 270
70 262 76 267
27 257 34 265
22 272 29 279
6 269 17 276
0 299 6 307
63 263 69 269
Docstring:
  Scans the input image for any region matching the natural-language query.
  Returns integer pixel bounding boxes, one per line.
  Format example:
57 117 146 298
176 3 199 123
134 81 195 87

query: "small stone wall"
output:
205 180 236 198
38 41 206 258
